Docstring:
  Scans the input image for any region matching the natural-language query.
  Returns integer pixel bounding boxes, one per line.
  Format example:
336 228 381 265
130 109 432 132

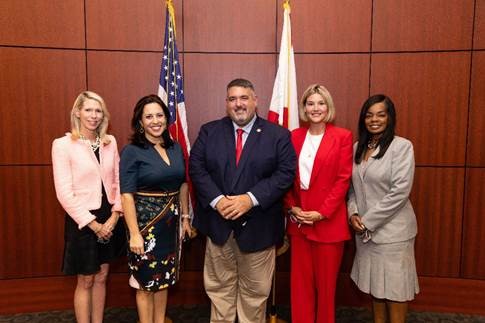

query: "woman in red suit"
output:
286 84 353 323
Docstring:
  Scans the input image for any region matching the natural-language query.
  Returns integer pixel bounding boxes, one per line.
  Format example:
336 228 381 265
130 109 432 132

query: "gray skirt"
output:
350 237 419 302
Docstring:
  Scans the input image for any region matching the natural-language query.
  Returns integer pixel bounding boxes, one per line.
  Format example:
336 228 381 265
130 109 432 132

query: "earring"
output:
139 127 145 134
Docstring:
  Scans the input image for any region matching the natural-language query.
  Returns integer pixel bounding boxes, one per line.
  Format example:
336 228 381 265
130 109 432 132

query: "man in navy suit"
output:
189 78 296 323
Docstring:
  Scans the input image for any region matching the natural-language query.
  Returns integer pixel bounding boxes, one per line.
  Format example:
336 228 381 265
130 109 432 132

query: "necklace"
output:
80 134 101 151
367 137 379 149
306 133 323 158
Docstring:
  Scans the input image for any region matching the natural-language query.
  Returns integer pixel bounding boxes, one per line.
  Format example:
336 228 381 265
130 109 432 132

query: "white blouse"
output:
299 131 324 189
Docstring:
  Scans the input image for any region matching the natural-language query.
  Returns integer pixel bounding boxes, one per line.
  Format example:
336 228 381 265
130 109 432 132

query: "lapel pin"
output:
256 128 262 133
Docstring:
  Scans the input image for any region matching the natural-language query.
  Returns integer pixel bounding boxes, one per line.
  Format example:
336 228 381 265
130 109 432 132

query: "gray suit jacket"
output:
347 136 417 243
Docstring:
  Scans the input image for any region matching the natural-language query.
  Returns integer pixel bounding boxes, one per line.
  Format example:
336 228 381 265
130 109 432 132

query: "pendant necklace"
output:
80 134 101 151
367 137 379 149
307 132 324 158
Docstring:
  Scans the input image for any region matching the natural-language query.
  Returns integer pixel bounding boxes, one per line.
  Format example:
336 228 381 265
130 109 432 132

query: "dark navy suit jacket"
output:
189 116 296 252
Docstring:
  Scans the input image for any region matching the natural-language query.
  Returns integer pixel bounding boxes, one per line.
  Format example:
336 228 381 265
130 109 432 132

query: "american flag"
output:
158 0 190 159
158 1 194 258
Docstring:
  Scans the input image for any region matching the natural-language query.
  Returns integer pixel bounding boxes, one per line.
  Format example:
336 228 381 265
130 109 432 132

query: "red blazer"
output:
285 124 353 243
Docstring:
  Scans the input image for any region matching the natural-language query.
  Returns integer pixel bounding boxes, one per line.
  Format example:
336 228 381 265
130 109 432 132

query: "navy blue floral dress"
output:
120 142 185 291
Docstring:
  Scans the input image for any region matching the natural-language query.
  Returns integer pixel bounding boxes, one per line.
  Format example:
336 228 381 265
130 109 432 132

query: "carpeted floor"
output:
0 305 484 322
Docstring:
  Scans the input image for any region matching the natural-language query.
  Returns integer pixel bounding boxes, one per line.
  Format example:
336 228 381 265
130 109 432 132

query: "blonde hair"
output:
70 91 111 144
299 84 336 123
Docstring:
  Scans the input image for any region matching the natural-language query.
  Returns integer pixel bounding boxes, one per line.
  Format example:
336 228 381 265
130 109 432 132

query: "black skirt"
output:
62 188 126 275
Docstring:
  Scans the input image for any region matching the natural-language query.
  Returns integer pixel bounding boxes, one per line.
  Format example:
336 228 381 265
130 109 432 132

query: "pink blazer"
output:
285 124 353 243
52 133 122 229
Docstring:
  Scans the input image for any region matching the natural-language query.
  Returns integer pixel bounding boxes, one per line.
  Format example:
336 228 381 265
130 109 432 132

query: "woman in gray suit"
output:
348 95 419 323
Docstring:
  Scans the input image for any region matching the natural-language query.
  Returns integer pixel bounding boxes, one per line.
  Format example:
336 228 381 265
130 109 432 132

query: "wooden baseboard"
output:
1 272 484 316
0 272 208 315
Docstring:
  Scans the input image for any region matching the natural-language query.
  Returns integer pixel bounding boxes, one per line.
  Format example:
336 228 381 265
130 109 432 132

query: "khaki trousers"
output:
204 235 275 323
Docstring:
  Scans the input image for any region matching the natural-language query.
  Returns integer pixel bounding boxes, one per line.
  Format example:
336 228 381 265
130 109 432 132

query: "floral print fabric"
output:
128 191 180 291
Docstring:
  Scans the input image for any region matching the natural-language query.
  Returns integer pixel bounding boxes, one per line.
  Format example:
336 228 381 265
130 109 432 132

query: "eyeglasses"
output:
361 230 371 244
97 237 111 244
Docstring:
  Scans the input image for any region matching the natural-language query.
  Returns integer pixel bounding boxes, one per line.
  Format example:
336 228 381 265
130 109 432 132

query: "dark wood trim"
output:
1 272 485 316
0 271 208 315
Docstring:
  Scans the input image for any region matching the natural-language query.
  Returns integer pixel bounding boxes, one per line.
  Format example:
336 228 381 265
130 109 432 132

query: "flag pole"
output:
267 0 296 321
156 0 194 318
268 236 289 323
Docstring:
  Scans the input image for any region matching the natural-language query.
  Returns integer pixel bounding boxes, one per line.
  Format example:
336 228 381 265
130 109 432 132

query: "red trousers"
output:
290 235 344 323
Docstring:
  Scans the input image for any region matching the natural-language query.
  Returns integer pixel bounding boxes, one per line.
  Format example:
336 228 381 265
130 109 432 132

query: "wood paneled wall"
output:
1 0 484 315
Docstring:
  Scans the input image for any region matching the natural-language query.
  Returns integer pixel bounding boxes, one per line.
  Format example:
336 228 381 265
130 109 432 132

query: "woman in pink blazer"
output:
285 84 353 323
52 91 126 323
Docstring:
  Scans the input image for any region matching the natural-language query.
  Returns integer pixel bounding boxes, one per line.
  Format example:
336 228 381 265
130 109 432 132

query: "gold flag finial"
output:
283 0 290 11
166 0 176 35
